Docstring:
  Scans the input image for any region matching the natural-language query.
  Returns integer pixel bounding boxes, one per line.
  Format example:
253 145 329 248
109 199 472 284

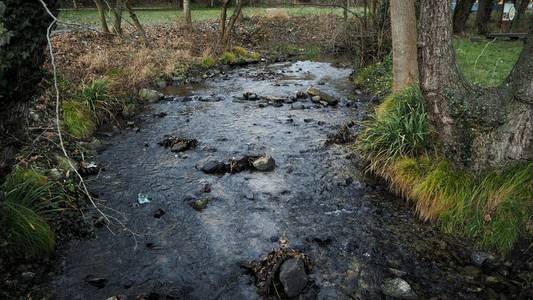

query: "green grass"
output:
355 39 523 94
354 54 392 96
220 51 237 64
58 6 344 26
79 77 118 123
356 85 532 253
0 167 61 256
454 38 523 87
356 84 429 171
62 101 96 139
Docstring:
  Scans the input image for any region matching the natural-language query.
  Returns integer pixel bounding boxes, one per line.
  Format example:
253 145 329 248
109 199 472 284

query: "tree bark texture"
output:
419 0 532 170
389 0 418 92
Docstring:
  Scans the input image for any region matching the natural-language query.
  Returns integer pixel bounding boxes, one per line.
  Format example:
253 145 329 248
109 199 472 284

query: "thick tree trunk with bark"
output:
93 0 110 33
476 0 494 35
184 0 192 29
389 0 418 92
419 0 532 170
453 0 475 34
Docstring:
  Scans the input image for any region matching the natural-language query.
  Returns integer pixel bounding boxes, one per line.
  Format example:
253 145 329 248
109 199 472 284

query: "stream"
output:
51 61 530 299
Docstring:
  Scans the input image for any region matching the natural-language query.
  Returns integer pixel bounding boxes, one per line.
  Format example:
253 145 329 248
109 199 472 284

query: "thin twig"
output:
38 0 141 249
38 0 111 225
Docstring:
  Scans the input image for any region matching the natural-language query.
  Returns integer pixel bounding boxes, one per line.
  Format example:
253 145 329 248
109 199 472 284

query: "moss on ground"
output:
62 101 95 139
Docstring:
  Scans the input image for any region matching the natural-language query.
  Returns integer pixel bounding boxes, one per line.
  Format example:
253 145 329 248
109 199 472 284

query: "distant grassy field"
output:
454 38 523 87
58 6 345 26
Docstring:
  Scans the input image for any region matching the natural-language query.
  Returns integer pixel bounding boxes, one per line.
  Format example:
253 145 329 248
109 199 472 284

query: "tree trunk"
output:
184 0 192 29
220 0 230 46
389 0 418 92
419 0 533 171
476 0 494 35
453 0 475 34
93 0 110 33
221 0 243 49
124 0 148 44
497 0 506 31
110 0 123 35
511 0 530 31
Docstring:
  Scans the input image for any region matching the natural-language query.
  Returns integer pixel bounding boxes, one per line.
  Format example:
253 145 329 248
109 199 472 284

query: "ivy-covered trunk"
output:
0 0 57 176
419 0 532 171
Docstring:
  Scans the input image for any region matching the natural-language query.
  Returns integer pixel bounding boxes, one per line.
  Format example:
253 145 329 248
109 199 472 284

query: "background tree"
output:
511 0 531 31
389 0 418 92
476 0 494 35
93 0 110 33
0 0 58 176
220 0 243 49
183 0 192 29
418 0 532 170
453 0 475 34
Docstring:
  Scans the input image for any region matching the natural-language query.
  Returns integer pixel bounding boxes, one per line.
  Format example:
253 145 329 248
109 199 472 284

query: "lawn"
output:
58 6 345 26
454 38 523 87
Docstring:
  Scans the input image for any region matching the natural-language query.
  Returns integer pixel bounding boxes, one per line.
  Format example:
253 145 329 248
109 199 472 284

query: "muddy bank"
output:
50 61 532 299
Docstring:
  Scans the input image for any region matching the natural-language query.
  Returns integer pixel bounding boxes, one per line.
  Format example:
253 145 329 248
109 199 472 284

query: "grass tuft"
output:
62 101 95 139
356 84 429 172
356 84 532 253
220 51 237 65
200 55 217 68
0 167 62 256
79 77 119 124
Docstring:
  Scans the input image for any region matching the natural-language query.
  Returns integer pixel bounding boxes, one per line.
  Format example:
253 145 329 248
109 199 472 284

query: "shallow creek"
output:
51 61 531 299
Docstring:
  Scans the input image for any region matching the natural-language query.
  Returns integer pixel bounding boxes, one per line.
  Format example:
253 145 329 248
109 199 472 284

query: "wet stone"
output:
85 275 108 289
470 251 494 267
382 278 416 299
158 136 198 153
199 160 226 174
189 198 209 211
279 258 308 297
252 156 276 171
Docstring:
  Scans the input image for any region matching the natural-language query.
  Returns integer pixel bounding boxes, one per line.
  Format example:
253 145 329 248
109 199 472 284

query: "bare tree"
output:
93 0 110 33
511 0 531 31
453 0 475 34
220 0 243 49
389 0 418 92
124 0 148 44
184 0 192 29
476 0 495 35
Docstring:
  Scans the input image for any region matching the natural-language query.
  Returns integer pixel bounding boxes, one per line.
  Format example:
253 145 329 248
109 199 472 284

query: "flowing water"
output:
51 61 531 299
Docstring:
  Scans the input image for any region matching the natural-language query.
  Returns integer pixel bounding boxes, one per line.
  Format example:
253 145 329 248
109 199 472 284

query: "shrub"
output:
0 167 60 256
200 55 216 68
303 46 321 60
354 54 392 96
62 101 95 139
220 51 237 65
79 77 118 124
